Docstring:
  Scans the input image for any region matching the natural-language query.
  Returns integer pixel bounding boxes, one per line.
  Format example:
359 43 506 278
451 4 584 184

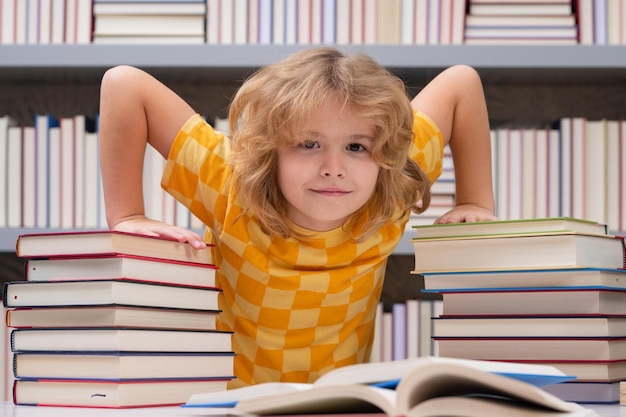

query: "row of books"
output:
4 113 623 234
2 230 237 407
491 118 626 231
370 298 443 364
3 0 621 46
410 217 626 403
0 114 204 231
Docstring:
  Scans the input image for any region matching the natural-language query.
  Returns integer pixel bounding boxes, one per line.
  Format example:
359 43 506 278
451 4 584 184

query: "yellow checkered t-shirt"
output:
162 111 443 387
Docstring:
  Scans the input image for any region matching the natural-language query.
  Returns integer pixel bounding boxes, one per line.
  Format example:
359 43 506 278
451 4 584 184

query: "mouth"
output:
311 188 352 197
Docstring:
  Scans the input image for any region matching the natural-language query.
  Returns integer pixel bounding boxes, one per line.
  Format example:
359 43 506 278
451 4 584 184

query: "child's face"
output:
277 97 379 232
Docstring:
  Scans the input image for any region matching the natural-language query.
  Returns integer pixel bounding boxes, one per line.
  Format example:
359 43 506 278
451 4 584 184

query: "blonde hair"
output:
228 47 430 241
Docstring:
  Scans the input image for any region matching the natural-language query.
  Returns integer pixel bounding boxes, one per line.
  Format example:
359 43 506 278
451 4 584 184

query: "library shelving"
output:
1 44 626 254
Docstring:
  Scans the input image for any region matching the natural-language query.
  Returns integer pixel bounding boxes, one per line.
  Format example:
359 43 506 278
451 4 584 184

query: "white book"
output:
311 0 322 44
439 0 452 44
39 0 52 43
364 0 376 44
59 117 75 228
285 0 297 44
335 0 350 44
584 119 607 223
21 127 36 228
350 0 363 44
369 302 383 363
259 0 272 44
6 126 22 227
83 131 99 229
322 0 336 43
571 117 586 219
50 0 65 43
1 0 16 43
247 0 259 43
521 129 535 219
75 0 92 43
392 303 406 361
64 0 76 43
450 0 465 44
405 299 419 358
507 128 523 220
298 0 311 44
578 0 594 44
26 0 39 44
234 0 248 44
382 311 393 362
95 15 205 36
605 120 620 228
414 0 427 44
547 129 561 217
206 0 220 44
533 128 549 219
559 118 572 217
143 145 165 223
35 114 59 227
427 0 439 44
73 115 89 228
0 116 17 227
14 0 27 44
48 126 61 228
419 300 432 357
401 0 414 44
272 0 286 44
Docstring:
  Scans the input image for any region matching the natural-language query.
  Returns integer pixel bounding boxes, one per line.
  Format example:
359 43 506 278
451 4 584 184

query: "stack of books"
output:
92 0 207 44
410 217 626 404
464 0 578 44
3 230 235 408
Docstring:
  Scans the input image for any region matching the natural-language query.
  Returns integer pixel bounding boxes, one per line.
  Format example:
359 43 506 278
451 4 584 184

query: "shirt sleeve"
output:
161 114 232 231
410 110 445 185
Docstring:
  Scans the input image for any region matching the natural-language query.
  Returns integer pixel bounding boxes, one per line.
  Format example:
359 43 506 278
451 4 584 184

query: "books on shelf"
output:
3 279 220 311
437 288 626 316
16 230 214 264
184 356 592 417
5 306 219 330
12 351 235 380
13 378 230 408
411 232 625 273
10 328 233 353
24 254 217 287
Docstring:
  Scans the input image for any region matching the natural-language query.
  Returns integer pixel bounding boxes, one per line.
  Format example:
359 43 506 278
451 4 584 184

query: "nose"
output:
321 150 346 178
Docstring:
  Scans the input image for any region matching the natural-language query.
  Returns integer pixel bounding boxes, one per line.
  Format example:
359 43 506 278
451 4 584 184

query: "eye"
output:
347 143 367 152
298 140 319 149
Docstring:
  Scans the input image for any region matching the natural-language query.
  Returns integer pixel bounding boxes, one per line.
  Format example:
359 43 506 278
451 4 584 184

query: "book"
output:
11 328 232 353
544 381 620 404
437 288 626 316
411 233 625 273
13 351 235 380
412 217 608 239
468 3 573 15
3 280 220 311
13 378 230 408
435 337 626 361
184 356 576 407
184 357 593 416
24 254 217 288
422 268 626 291
520 361 626 383
16 230 213 265
6 306 218 330
433 316 626 338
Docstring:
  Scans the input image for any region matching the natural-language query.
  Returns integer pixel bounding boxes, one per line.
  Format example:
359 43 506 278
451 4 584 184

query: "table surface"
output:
1 401 626 417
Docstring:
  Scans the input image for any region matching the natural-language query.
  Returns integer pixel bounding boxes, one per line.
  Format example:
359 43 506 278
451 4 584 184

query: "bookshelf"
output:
1 44 626 253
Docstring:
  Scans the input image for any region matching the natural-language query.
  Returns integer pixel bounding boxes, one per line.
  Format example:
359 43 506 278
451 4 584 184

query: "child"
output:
99 47 496 387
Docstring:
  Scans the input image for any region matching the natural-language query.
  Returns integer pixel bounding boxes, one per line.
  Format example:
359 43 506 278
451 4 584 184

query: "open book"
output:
184 357 596 416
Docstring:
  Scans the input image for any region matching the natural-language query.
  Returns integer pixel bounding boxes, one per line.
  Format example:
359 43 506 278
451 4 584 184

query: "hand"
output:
434 204 498 224
112 215 207 249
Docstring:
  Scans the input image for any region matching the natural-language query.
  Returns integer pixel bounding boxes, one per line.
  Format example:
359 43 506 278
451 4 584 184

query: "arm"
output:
99 65 206 248
411 65 497 223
